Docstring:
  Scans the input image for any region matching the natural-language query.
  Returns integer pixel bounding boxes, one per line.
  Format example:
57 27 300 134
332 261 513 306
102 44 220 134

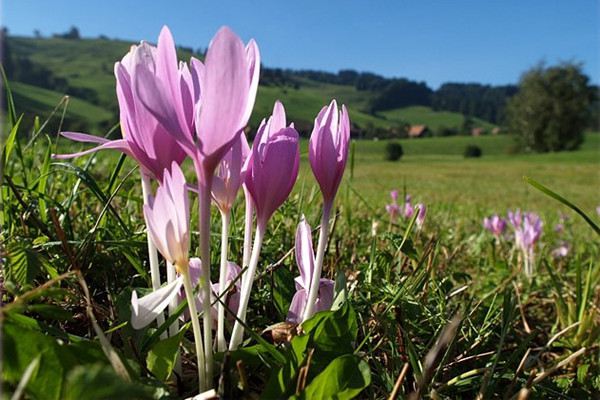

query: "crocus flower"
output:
507 209 522 229
211 134 250 214
551 242 570 259
287 218 335 324
243 101 300 226
309 100 350 204
54 27 188 181
136 26 260 178
512 212 543 277
415 203 427 228
483 215 507 237
143 162 190 269
179 258 242 323
385 190 400 222
403 195 414 219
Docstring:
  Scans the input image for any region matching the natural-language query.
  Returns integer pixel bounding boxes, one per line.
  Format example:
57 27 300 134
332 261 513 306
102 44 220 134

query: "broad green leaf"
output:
294 354 371 400
272 266 295 319
146 327 187 381
64 364 155 400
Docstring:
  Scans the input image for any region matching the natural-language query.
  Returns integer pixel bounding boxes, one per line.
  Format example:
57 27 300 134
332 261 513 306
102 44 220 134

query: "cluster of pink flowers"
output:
385 191 426 228
55 26 349 393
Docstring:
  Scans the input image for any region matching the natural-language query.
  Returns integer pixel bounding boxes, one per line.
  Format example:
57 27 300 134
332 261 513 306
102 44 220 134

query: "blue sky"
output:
3 1 599 88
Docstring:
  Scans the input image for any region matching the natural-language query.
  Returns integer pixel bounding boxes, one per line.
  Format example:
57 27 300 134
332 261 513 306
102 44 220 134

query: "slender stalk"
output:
229 222 265 350
197 177 214 387
217 210 230 352
302 202 332 321
140 173 166 339
182 267 207 392
166 261 181 374
242 187 254 269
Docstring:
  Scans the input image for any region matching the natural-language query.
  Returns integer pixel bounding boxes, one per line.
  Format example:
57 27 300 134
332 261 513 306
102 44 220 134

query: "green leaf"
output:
6 242 53 286
524 176 600 236
294 354 371 400
64 364 155 400
146 327 187 381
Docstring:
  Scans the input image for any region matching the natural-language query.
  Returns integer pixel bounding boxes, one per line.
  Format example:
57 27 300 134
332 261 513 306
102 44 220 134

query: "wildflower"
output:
54 27 188 181
551 242 570 259
511 211 543 277
403 195 414 219
287 218 335 324
385 190 401 222
415 203 427 228
483 215 507 237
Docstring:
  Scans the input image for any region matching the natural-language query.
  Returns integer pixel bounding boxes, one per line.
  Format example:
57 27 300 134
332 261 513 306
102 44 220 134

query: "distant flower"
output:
483 215 507 237
385 190 401 222
211 134 250 214
403 195 414 220
551 242 570 259
510 211 543 277
287 218 334 324
596 206 600 217
554 223 564 234
507 209 522 229
415 203 427 228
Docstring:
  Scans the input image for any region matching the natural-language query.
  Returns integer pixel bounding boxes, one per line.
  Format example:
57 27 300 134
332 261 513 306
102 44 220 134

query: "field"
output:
3 82 600 400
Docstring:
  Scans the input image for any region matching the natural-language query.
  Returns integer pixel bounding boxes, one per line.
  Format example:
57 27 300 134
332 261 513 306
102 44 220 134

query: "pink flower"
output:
385 190 400 221
287 218 334 324
54 27 188 181
483 215 507 237
211 134 250 213
244 102 300 226
551 242 570 259
136 26 260 179
309 100 350 204
403 195 414 219
415 203 427 227
143 162 190 267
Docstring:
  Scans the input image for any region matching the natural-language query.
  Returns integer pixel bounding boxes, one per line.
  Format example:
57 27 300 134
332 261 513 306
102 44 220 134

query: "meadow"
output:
3 92 600 399
2 32 600 399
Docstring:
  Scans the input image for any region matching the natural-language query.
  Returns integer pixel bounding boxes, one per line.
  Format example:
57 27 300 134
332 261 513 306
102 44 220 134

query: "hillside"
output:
3 35 498 136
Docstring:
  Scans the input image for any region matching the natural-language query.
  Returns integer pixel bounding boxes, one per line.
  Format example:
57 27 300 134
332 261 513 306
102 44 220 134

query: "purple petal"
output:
131 276 184 330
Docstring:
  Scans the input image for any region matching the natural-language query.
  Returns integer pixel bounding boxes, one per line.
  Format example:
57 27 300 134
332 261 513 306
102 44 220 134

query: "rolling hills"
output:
4 35 496 136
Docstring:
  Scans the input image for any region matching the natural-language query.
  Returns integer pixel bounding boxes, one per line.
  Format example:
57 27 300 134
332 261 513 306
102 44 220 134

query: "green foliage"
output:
146 327 187 381
463 144 482 158
507 62 594 152
385 142 403 161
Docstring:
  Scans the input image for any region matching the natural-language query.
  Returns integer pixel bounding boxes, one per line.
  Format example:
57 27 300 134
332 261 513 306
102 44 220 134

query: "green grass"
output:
380 105 496 132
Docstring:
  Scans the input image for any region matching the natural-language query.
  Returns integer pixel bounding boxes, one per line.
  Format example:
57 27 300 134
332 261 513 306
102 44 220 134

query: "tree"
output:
507 62 594 152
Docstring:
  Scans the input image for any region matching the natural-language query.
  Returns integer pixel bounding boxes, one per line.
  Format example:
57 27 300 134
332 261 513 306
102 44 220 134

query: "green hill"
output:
4 35 496 136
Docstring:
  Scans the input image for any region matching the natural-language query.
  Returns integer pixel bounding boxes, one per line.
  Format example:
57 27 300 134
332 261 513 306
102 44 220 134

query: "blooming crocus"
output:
243 101 300 226
287 218 335 324
309 100 350 204
415 203 427 228
513 212 543 277
507 209 522 229
403 195 414 220
211 134 250 214
229 102 300 349
385 190 400 222
178 259 242 324
143 162 190 269
136 26 259 178
483 215 507 237
54 27 189 181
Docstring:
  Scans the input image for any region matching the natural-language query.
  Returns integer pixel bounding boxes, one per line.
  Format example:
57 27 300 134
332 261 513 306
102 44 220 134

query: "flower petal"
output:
130 276 184 330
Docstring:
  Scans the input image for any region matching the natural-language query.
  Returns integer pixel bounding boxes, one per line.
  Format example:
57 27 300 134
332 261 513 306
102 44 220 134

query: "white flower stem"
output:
229 221 265 350
198 179 214 387
302 202 332 322
140 173 167 340
181 266 207 392
216 210 230 352
242 188 254 269
166 261 181 374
